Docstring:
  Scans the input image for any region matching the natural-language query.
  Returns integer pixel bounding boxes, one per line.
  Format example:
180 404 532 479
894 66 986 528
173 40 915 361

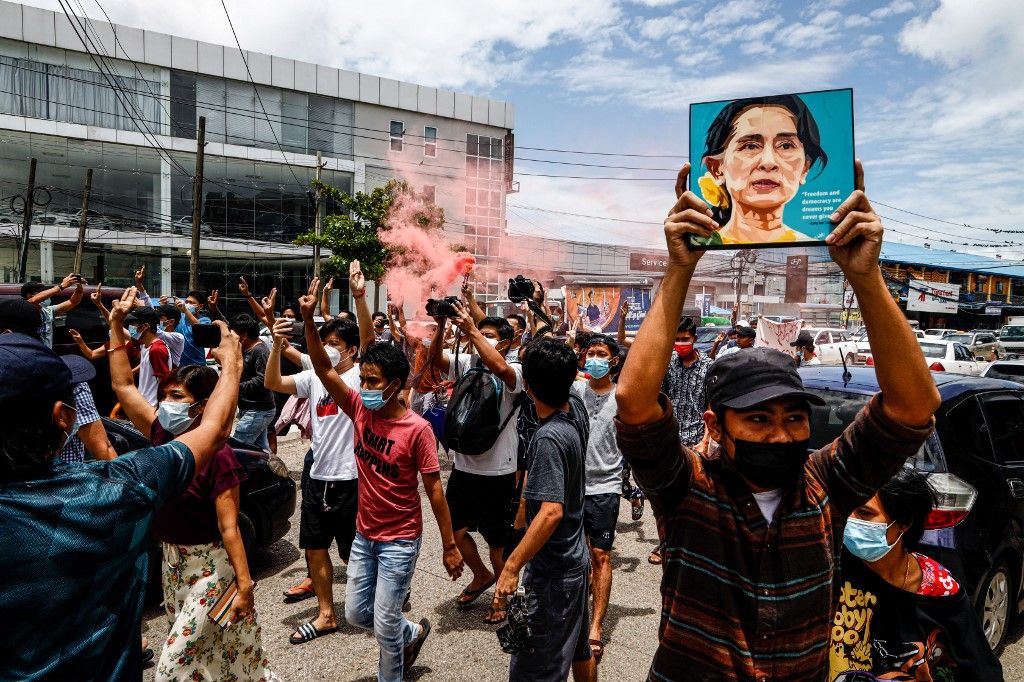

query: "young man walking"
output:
230 313 277 450
301 265 464 682
493 338 595 682
614 162 940 680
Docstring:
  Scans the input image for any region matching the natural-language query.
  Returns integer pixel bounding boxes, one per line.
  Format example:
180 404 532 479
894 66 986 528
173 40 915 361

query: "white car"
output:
801 327 859 365
905 339 987 376
856 329 925 363
980 360 1024 385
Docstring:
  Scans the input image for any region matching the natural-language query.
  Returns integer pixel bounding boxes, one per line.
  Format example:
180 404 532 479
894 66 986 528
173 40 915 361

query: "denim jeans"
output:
345 532 422 682
232 408 276 451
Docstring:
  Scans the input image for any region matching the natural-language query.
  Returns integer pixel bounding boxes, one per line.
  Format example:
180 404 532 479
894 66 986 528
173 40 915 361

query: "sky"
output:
22 0 1024 256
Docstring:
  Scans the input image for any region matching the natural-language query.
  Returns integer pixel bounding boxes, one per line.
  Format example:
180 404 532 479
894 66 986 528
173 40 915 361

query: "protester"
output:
493 338 595 682
709 327 739 359
505 313 527 360
791 330 822 366
154 304 186 368
21 273 85 347
265 316 364 644
716 324 755 358
830 469 1001 680
426 303 524 623
107 291 276 680
614 161 940 680
301 264 464 681
125 306 171 407
372 311 393 343
230 313 277 450
175 290 216 367
0 299 243 680
570 334 624 664
59 355 118 463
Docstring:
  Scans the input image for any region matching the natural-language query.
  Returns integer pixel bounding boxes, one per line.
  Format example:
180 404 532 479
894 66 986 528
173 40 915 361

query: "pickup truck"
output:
999 322 1024 359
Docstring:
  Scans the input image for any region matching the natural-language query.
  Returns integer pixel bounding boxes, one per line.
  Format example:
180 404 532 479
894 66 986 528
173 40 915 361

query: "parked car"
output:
800 365 1024 651
890 339 987 376
800 327 859 365
946 331 1005 361
982 360 1024 386
999 322 1024 360
924 328 960 339
855 329 925 363
694 325 729 353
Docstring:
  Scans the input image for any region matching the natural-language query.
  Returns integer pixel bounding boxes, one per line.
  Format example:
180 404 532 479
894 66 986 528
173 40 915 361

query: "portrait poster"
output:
688 88 855 250
563 285 651 335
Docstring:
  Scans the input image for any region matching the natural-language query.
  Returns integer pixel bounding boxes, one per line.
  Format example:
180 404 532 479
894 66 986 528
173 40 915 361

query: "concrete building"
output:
0 0 513 308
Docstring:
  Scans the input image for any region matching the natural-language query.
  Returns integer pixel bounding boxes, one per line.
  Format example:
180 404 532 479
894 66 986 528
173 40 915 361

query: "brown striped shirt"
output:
615 393 933 681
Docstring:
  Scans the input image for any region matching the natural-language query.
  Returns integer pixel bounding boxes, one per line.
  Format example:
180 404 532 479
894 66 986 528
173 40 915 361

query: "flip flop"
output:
631 495 645 521
456 577 496 607
403 618 432 673
648 549 663 565
282 583 316 603
589 639 605 664
289 621 338 645
483 603 507 624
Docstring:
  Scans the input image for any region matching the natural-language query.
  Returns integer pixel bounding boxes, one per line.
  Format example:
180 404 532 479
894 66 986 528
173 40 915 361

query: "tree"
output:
294 179 445 281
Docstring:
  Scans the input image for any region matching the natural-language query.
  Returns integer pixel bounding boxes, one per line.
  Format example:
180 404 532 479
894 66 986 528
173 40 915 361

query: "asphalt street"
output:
142 434 1024 681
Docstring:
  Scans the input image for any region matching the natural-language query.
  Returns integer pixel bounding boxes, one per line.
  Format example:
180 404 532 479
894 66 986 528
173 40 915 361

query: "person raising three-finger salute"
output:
614 161 940 681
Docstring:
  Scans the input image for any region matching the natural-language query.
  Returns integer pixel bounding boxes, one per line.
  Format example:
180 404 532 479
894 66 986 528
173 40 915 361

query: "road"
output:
143 435 1024 681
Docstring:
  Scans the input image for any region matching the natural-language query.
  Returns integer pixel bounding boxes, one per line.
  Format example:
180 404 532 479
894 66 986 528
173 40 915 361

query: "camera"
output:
192 323 221 348
507 275 535 303
425 296 460 318
496 587 532 655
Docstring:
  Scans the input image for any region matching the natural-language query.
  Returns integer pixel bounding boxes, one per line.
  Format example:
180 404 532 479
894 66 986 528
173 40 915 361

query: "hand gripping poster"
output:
688 88 855 250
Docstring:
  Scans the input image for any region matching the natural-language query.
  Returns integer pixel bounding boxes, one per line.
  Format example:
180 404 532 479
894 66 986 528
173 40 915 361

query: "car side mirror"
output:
975 356 985 362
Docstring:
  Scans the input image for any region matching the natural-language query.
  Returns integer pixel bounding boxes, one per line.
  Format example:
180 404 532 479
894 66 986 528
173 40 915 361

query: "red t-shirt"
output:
339 389 440 541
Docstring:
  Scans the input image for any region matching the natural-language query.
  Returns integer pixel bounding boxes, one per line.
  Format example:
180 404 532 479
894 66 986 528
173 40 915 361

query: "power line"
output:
518 145 685 159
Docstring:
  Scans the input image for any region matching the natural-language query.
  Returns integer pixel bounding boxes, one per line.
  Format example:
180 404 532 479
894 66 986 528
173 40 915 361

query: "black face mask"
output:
727 431 811 490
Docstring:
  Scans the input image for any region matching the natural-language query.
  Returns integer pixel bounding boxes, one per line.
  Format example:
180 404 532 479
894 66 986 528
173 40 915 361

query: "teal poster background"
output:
688 88 854 248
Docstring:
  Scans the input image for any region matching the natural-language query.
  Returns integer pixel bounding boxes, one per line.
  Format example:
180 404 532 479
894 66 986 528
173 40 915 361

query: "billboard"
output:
906 279 960 314
629 251 670 273
564 285 652 335
785 255 808 303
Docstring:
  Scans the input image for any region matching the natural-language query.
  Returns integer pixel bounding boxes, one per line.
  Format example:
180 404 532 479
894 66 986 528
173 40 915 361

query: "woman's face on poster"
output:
707 105 811 211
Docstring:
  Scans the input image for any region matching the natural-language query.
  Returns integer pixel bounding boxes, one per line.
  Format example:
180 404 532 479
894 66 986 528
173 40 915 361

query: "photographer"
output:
427 300 524 623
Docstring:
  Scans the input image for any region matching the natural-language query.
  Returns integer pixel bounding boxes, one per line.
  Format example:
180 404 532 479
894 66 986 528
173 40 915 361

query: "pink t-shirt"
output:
340 389 440 541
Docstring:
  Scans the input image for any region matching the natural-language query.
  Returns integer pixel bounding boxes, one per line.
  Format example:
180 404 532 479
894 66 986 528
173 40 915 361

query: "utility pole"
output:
189 116 206 291
72 168 93 276
15 158 37 282
730 249 757 324
313 150 323 279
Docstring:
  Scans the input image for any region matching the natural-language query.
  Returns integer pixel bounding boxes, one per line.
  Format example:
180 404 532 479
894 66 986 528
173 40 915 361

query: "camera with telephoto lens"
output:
507 275 535 303
496 587 532 655
425 296 460 318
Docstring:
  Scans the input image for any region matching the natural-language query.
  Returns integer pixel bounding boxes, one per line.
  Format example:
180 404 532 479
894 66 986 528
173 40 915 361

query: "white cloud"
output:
869 0 915 20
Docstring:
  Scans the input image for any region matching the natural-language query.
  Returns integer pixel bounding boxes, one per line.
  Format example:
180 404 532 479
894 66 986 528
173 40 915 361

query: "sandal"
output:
282 582 316 603
483 604 507 624
289 621 338 645
456 577 496 607
403 618 431 673
648 549 663 565
589 639 605 664
631 494 645 521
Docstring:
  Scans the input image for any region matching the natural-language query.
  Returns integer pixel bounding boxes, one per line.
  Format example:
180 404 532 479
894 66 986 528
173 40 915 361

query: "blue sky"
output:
24 0 1024 256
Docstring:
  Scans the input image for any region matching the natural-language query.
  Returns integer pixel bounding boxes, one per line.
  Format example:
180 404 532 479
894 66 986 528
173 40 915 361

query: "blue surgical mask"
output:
128 324 141 340
843 517 904 562
157 401 197 435
584 358 611 379
186 304 197 314
360 381 395 411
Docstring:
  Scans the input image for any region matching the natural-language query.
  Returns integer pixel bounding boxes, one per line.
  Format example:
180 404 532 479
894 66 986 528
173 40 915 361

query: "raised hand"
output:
298 278 321 319
110 286 138 325
450 301 475 334
271 318 293 344
663 163 713 269
260 287 277 322
461 279 474 301
133 265 145 289
238 276 251 297
59 273 77 290
69 328 82 342
90 282 104 306
825 161 883 278
324 277 335 292
207 289 220 310
209 320 241 369
349 260 365 297
620 300 630 316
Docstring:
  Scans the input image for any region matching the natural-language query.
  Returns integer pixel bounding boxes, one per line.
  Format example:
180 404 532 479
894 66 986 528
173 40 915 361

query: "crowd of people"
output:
0 160 1004 681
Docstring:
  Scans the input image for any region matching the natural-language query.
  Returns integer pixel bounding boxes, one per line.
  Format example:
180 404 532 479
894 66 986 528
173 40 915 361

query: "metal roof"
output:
880 242 1024 278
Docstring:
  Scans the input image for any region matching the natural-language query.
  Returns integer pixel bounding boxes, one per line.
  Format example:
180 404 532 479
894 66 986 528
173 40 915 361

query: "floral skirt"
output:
156 541 279 682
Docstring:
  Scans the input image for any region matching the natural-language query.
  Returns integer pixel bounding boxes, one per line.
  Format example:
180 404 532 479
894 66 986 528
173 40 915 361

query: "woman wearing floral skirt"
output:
110 354 277 681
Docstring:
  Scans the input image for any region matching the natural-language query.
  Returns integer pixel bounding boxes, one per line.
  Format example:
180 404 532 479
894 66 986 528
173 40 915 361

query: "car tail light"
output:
923 473 977 529
929 362 945 372
865 356 874 366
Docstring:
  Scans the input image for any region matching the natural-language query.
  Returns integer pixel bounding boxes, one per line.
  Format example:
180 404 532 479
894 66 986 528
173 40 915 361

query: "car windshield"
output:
987 364 1024 384
696 328 724 342
946 334 971 344
1000 325 1024 339
918 342 948 358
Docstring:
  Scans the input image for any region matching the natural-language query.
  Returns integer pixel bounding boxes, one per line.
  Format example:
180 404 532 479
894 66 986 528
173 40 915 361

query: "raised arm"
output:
90 283 111 324
300 278 353 404
461 280 486 325
617 300 633 348
108 287 158 434
28 273 74 306
387 303 404 344
54 276 85 315
133 266 154 308
450 302 517 388
68 329 107 361
349 261 375 351
826 161 940 426
206 290 226 322
426 316 451 374
617 163 711 426
320 277 335 320
265 319 299 394
239 276 270 328
177 298 200 326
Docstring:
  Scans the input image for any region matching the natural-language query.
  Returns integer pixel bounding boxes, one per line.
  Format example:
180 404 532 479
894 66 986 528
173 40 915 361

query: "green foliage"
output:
294 178 445 281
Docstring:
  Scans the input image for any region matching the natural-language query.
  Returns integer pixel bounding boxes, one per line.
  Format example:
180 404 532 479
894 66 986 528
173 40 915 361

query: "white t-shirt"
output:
717 345 744 358
449 354 523 476
158 330 185 368
752 489 783 525
293 365 361 481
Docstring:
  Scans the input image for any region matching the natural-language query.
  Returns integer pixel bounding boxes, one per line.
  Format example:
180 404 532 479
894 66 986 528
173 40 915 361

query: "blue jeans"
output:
232 408 276 451
345 532 422 682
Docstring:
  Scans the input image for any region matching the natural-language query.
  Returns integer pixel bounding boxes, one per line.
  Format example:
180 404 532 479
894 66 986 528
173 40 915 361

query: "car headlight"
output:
267 456 290 479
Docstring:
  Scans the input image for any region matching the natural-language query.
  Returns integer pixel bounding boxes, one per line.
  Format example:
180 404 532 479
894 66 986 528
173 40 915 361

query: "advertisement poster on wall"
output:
563 285 651 335
906 279 960 314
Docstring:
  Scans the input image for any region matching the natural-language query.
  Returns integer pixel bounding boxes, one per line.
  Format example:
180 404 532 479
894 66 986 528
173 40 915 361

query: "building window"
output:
422 185 435 203
390 120 404 152
997 280 1005 295
424 126 437 157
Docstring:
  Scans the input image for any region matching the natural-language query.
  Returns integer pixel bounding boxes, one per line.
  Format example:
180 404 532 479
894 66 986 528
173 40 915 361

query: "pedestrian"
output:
426 302 524 623
791 330 821 366
505 313 527 361
125 306 171 407
831 469 1001 680
175 290 216 367
0 306 243 680
715 324 755 358
230 313 277 450
300 265 464 682
570 334 624 664
265 316 363 644
614 161 940 680
21 273 85 347
493 338 595 682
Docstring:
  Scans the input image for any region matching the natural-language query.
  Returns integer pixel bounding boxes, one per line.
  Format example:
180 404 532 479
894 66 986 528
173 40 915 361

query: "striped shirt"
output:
615 393 932 681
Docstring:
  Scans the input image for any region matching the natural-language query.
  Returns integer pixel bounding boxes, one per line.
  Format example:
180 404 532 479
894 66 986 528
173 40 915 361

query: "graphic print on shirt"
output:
830 579 957 681
315 393 339 418
353 425 399 479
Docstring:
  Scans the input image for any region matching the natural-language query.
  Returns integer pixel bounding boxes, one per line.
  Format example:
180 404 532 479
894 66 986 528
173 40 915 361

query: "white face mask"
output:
325 345 342 368
484 337 500 349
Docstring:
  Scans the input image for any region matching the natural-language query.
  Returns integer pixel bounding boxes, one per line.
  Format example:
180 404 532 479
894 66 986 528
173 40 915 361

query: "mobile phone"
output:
289 318 304 337
72 273 83 283
192 323 221 348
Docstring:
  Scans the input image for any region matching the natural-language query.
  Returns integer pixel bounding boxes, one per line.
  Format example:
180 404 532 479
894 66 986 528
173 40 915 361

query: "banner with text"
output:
906 279 960 314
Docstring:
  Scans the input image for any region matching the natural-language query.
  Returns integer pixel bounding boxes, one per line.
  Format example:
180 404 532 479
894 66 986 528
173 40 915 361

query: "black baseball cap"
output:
126 307 160 327
706 347 825 412
0 333 73 409
790 331 814 349
0 297 42 335
736 326 756 339
60 353 96 384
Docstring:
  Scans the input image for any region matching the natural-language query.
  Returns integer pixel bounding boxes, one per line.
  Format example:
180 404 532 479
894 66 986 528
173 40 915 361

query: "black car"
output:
800 365 1024 651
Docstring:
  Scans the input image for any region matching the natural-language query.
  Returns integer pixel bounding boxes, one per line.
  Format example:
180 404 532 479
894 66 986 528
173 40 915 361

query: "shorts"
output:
509 565 592 681
446 468 516 548
584 493 620 551
300 465 358 560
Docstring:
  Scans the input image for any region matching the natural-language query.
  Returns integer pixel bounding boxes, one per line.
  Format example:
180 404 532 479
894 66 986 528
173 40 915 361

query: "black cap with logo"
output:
706 347 825 412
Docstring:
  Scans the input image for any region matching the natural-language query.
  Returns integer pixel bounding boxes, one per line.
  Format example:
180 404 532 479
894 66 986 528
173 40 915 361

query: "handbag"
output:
208 579 240 629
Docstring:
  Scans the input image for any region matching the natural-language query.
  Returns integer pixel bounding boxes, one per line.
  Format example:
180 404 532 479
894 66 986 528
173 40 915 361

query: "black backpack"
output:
444 357 519 456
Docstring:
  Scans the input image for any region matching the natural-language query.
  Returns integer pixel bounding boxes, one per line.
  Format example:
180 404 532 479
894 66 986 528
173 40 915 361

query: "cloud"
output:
869 0 915 20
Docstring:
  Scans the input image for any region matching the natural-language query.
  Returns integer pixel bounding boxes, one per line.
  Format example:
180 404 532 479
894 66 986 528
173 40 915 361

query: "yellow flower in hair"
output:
698 173 729 209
